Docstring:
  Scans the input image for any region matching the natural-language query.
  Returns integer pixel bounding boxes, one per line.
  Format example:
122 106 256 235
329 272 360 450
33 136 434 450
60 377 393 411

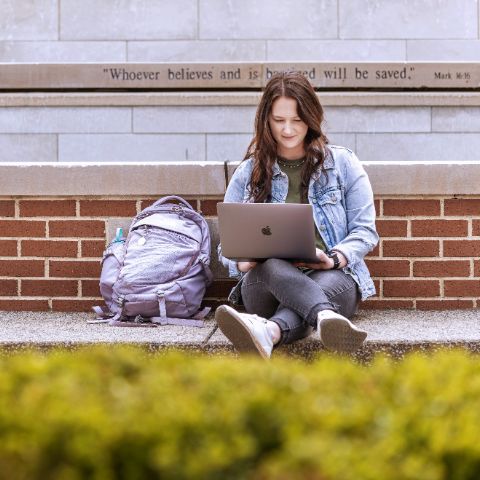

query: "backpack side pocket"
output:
99 240 126 314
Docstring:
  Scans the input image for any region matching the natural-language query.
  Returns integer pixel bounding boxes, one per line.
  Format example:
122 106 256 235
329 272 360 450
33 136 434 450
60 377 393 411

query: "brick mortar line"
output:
9 216 479 222
379 221 478 225
0 297 102 300
1 196 221 201
380 217 479 220
0 257 101 260
19 279 86 283
409 216 479 219
376 256 479 259
50 217 113 220
0 277 98 280
373 297 478 300
375 236 470 240
377 195 480 199
2 196 474 200
382 237 478 239
7 216 84 219
375 276 476 280
2 234 104 237
415 216 480 220
375 258 475 262
376 213 440 218
0 238 106 241
46 278 100 281
0 296 472 300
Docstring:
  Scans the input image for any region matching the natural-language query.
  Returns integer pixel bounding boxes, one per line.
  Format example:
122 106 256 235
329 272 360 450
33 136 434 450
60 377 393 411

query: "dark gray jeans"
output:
241 258 360 346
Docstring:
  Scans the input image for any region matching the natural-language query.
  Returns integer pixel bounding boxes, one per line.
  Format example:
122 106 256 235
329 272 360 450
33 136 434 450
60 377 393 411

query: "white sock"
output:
266 321 281 345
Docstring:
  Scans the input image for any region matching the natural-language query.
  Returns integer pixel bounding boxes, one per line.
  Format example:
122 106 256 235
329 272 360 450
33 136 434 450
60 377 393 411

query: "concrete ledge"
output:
0 162 226 196
2 92 480 107
1 161 480 196
365 161 480 195
0 310 479 360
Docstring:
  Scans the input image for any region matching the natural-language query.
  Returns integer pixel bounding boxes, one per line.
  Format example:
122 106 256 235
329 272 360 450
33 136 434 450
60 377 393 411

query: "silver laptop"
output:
217 202 318 262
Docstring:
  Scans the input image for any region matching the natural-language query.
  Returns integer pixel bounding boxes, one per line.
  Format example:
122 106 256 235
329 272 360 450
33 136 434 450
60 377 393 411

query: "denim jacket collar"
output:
273 147 334 179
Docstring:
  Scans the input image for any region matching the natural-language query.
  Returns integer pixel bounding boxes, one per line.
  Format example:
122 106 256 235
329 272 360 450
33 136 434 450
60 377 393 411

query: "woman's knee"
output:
257 258 293 276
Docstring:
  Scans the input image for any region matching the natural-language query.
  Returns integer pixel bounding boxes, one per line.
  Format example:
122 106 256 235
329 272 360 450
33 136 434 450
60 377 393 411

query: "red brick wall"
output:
365 198 480 310
0 196 479 312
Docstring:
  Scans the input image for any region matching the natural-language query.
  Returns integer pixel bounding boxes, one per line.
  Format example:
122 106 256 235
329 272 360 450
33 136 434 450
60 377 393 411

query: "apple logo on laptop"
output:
261 226 272 236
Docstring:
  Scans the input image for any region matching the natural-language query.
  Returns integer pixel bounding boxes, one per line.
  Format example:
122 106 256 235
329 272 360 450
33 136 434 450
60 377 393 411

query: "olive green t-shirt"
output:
277 156 327 252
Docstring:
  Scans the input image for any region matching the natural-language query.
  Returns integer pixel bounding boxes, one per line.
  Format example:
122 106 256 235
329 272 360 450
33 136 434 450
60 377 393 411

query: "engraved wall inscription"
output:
0 62 478 90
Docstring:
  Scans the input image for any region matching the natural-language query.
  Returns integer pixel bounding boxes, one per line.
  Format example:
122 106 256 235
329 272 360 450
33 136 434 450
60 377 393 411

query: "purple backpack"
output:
92 196 213 327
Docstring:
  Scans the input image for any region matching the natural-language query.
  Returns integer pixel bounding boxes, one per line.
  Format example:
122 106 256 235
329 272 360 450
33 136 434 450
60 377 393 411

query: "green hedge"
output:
0 347 480 479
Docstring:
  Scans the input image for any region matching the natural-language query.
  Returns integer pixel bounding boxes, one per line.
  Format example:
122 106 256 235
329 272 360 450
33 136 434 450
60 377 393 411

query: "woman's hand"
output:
293 249 347 270
237 261 257 273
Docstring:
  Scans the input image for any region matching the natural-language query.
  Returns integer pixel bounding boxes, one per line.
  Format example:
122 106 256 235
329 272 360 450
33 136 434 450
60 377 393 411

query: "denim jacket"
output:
218 145 379 303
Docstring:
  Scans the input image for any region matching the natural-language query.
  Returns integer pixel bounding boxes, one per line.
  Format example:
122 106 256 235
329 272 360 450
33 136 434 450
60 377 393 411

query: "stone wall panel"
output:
199 0 337 39
0 0 57 40
0 107 131 133
60 0 197 40
0 134 57 162
134 106 255 133
128 40 266 62
339 0 477 39
58 134 205 162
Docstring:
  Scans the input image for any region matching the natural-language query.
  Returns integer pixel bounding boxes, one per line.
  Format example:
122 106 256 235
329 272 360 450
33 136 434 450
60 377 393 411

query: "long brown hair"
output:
244 71 328 203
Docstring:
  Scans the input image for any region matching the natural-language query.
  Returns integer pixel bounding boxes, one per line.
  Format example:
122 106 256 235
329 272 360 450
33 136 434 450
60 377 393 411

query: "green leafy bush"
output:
0 347 479 479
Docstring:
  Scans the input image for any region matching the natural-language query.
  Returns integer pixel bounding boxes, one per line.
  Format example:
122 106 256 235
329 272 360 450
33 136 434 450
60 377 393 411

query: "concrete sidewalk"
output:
1 309 479 359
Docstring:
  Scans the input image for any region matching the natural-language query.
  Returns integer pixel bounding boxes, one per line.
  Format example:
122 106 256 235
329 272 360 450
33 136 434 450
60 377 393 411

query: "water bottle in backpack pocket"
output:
91 196 213 327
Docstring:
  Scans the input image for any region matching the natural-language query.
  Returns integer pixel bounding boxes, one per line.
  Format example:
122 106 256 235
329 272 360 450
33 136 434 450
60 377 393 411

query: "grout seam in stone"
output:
197 0 200 40
58 0 61 41
337 0 341 39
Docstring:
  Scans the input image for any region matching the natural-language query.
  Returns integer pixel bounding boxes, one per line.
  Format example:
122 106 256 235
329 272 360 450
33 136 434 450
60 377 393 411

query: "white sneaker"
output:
317 310 367 354
215 305 273 359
